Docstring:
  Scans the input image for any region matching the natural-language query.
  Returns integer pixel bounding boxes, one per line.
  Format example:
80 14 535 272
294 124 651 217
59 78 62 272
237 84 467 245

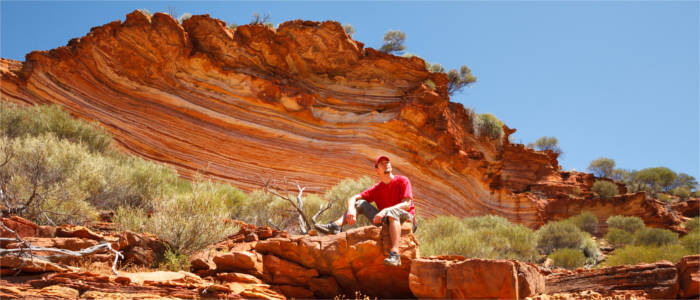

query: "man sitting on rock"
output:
316 155 416 267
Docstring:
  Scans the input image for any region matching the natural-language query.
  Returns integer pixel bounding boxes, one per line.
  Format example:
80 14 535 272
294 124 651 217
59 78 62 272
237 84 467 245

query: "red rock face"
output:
545 261 679 299
677 255 699 299
0 11 683 230
409 257 545 299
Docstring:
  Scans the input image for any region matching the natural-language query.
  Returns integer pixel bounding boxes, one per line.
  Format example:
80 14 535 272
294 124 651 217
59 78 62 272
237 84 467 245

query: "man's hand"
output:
373 209 387 224
345 208 357 226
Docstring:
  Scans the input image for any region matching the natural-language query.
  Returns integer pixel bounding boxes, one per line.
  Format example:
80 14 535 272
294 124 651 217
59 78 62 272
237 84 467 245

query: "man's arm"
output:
373 197 411 223
345 193 363 225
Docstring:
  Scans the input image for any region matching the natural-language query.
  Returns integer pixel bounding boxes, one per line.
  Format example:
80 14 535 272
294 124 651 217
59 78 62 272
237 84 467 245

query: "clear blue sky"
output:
2 1 698 179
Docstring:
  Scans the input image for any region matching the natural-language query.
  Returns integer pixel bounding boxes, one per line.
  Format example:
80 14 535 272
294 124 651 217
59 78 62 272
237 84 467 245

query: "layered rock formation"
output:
0 10 683 230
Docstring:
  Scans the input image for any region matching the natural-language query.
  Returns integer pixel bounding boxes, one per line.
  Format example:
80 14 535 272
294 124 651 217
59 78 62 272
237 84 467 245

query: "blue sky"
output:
2 1 698 179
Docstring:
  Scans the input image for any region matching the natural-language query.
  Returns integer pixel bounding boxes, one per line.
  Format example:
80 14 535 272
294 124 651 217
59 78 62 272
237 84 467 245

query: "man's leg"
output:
317 200 377 234
388 216 401 254
381 208 412 267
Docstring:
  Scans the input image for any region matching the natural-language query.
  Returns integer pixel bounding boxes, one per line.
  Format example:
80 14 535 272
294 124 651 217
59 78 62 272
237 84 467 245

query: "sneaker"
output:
315 223 341 234
383 251 401 267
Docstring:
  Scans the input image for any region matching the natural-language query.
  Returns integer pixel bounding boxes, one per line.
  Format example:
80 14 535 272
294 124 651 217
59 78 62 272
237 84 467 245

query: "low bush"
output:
417 215 537 262
114 180 240 255
683 217 700 232
591 180 618 198
606 215 645 234
602 244 691 266
549 248 585 270
670 187 691 199
475 113 504 141
605 228 634 248
158 247 191 271
535 221 584 255
680 230 700 253
580 233 600 265
567 211 598 235
1 103 113 154
633 227 678 247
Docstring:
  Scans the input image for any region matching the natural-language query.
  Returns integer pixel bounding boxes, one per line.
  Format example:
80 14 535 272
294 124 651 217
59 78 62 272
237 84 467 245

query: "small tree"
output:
634 167 677 192
342 24 355 37
606 215 645 234
587 157 615 179
611 169 631 182
527 136 562 155
591 180 618 198
379 30 406 54
447 65 477 96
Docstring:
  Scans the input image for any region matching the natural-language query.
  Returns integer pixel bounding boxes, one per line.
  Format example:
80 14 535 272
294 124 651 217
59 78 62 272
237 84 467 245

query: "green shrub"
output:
158 247 190 271
633 227 678 247
657 194 672 203
1 103 113 154
606 215 645 234
526 136 562 155
602 244 690 266
591 180 618 198
587 157 616 179
683 217 700 232
580 233 600 265
0 134 99 225
535 221 584 255
567 211 599 235
424 79 436 90
605 228 634 248
680 230 700 253
475 113 504 141
670 187 691 199
417 215 537 262
114 180 239 254
549 248 585 270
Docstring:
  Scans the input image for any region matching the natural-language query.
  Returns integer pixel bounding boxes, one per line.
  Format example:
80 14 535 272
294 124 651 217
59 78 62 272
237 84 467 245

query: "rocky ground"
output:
1 215 698 299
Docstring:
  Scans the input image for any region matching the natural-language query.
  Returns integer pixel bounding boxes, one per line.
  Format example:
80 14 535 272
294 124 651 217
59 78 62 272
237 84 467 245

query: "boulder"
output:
678 255 699 299
256 224 419 298
545 261 679 299
409 257 545 299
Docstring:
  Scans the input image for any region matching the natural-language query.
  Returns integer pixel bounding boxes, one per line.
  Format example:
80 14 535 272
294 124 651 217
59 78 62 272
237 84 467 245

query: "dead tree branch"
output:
263 178 311 234
0 221 123 275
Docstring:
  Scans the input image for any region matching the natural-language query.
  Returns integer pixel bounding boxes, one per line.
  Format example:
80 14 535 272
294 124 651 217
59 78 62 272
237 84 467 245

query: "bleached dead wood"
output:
0 222 123 275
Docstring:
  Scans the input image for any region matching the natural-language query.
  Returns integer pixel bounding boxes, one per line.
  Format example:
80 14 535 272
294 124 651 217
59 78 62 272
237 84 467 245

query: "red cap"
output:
374 155 390 168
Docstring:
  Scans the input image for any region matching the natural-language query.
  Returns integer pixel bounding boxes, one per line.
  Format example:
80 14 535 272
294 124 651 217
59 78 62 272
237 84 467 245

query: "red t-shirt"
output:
360 175 415 217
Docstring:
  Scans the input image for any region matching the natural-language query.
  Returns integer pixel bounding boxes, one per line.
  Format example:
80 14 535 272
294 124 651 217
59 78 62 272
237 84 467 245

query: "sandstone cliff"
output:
0 11 682 229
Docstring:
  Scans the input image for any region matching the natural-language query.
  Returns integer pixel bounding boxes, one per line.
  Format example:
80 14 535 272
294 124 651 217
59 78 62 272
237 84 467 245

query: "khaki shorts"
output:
356 200 417 232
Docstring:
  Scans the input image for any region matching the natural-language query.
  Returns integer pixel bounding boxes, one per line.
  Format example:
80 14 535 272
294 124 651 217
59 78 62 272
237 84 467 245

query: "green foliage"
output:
379 30 406 54
610 169 631 182
417 215 538 262
657 193 672 204
1 103 113 153
475 113 504 141
527 136 562 155
446 65 476 96
114 179 240 254
548 248 585 270
670 187 691 199
535 221 585 255
683 217 700 232
342 24 355 37
671 173 698 192
606 215 645 234
634 167 677 192
158 247 191 271
567 211 598 235
680 230 700 253
587 157 615 179
633 227 678 247
580 234 600 265
427 63 445 73
602 244 690 266
424 79 436 90
591 180 618 198
605 228 634 248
